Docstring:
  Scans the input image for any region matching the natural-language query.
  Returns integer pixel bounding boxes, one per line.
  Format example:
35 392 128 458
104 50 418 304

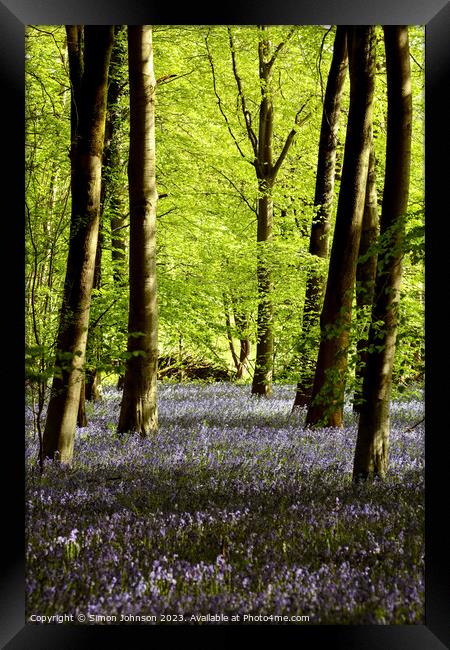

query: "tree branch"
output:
266 26 297 74
90 299 119 333
227 28 259 160
405 416 424 432
317 26 334 104
213 167 258 215
272 100 312 179
205 30 248 162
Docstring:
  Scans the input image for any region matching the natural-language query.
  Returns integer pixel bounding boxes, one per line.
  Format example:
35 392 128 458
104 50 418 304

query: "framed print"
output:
2 0 449 648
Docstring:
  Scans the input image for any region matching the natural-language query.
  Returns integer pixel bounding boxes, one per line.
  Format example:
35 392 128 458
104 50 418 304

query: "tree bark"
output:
305 27 376 428
209 27 306 397
234 309 251 379
77 374 88 427
252 180 275 395
42 26 113 463
117 26 158 436
353 138 379 411
353 26 412 480
84 27 126 404
294 26 349 407
251 29 276 397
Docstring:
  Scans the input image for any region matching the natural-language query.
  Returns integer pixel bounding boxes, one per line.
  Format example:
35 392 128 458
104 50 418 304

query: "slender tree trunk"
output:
252 180 275 395
77 375 88 427
234 310 251 379
305 27 376 428
225 291 251 379
84 28 126 404
42 26 114 463
78 223 102 422
353 26 412 480
106 28 128 390
224 295 240 373
209 27 307 396
294 26 349 407
117 26 158 436
353 138 379 411
251 30 275 397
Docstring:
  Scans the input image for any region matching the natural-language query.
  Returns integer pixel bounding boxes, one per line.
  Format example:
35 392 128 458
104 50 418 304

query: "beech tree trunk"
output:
294 26 348 407
353 139 379 412
209 27 307 397
42 26 114 463
353 26 412 480
252 180 275 395
305 27 376 428
251 30 277 397
84 27 126 405
117 26 158 436
78 214 102 424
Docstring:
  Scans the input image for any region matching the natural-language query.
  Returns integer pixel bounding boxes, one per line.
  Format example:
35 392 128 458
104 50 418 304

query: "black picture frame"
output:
2 1 449 647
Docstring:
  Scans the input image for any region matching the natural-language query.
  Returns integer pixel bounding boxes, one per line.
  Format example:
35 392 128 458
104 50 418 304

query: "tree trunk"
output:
106 28 128 390
225 292 251 379
85 28 126 404
305 27 376 428
294 26 348 407
214 27 305 396
353 139 379 412
234 310 251 379
251 29 275 397
252 180 275 395
42 26 113 463
117 26 158 436
83 237 103 406
77 374 88 427
353 26 412 480
224 296 240 373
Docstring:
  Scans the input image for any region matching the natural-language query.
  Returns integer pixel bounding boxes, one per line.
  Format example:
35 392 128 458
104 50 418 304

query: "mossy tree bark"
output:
294 26 348 407
353 26 412 480
42 26 114 463
305 27 376 428
117 26 158 437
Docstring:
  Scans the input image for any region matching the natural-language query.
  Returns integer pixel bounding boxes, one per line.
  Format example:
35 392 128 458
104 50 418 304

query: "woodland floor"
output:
25 383 424 625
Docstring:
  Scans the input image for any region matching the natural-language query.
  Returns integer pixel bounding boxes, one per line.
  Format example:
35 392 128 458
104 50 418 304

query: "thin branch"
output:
157 207 178 219
26 69 60 117
111 221 130 233
89 299 119 333
272 100 312 179
227 27 259 159
213 167 258 215
266 26 297 74
205 30 248 162
405 416 425 432
317 26 334 104
409 51 423 71
156 70 195 86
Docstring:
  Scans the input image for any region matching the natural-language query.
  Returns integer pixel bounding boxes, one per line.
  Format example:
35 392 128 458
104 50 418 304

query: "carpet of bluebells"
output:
26 383 424 625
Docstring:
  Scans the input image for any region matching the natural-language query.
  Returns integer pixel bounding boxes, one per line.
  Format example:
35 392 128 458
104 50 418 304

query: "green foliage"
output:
25 25 424 398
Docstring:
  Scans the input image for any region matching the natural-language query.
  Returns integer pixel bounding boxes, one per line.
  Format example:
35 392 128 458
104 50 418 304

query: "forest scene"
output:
26 24 424 625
